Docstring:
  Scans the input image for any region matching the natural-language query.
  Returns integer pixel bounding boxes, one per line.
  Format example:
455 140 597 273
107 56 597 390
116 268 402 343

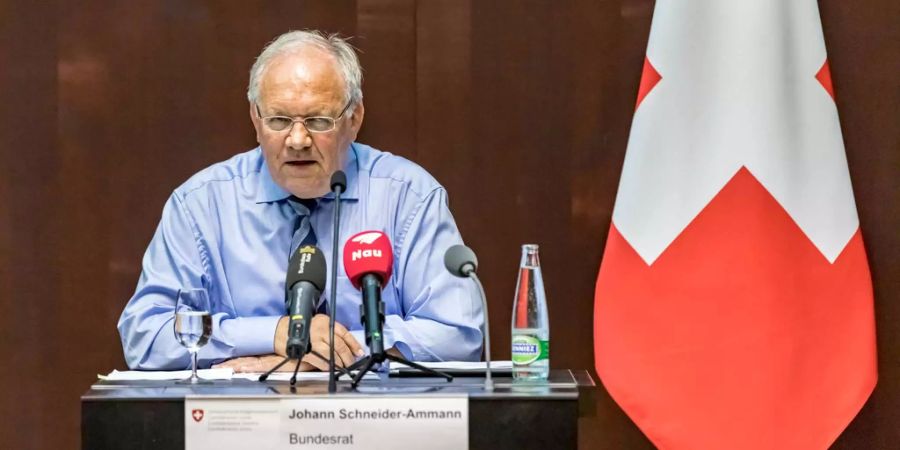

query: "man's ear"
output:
249 102 262 143
349 101 365 137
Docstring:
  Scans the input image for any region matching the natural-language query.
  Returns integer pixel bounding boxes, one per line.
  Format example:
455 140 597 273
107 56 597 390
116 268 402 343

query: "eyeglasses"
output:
255 101 352 133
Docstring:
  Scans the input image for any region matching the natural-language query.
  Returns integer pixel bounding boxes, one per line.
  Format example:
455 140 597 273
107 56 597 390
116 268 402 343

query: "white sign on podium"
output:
185 395 468 450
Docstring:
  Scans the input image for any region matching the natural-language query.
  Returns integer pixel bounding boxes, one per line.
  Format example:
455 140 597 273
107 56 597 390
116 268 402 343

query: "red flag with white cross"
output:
594 1 877 448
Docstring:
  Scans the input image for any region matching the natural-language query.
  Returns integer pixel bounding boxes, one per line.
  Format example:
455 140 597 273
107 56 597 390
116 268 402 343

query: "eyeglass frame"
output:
255 100 353 134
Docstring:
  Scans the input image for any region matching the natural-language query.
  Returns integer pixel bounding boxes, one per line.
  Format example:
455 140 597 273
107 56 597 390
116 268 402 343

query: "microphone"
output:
444 244 493 391
327 170 347 393
285 245 327 359
340 230 453 387
444 245 478 277
330 170 347 192
343 230 393 357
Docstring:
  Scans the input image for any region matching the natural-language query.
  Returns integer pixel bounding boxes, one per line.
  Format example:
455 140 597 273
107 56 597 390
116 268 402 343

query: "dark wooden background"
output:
1 1 897 448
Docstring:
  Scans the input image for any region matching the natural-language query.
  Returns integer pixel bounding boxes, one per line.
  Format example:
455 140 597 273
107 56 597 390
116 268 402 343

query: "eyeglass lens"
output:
264 116 335 132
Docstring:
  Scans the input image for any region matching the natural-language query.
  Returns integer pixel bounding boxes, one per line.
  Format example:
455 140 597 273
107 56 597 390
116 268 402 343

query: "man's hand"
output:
308 314 366 370
213 354 315 373
274 316 289 356
274 314 365 370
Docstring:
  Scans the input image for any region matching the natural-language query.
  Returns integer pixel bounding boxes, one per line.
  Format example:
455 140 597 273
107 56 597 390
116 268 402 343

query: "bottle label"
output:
511 335 549 365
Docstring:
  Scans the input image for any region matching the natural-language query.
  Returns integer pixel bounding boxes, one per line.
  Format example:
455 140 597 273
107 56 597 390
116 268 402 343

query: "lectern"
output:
82 369 595 449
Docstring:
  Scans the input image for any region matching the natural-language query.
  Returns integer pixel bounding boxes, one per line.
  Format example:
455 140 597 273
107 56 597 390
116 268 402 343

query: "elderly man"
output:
118 30 483 372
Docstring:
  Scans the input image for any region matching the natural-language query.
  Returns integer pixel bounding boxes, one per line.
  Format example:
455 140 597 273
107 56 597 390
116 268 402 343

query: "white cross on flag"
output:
594 1 877 448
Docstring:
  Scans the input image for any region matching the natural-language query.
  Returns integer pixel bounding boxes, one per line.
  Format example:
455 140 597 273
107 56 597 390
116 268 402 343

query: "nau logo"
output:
351 232 382 245
191 409 204 422
351 249 382 261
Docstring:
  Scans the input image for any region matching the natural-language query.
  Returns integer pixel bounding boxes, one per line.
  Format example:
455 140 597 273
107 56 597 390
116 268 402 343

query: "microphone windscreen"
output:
286 245 327 291
444 244 478 277
330 170 347 192
343 231 393 289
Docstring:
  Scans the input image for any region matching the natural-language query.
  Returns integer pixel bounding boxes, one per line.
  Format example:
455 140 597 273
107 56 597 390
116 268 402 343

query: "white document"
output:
414 360 513 371
101 362 510 381
231 371 380 382
100 368 234 381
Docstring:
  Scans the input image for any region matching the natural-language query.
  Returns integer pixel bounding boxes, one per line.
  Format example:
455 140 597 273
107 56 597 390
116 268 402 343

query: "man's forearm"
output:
346 314 483 362
120 313 283 370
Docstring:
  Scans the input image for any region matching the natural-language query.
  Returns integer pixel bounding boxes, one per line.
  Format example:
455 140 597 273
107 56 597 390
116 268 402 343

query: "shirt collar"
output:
255 144 360 204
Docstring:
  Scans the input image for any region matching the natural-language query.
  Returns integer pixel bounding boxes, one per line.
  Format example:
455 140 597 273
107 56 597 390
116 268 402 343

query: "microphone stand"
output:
467 271 493 391
258 349 351 385
345 347 453 389
444 245 492 391
328 177 345 393
340 278 453 389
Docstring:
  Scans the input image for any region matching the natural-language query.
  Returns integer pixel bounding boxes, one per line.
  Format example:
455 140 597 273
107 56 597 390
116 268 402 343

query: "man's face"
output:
251 49 364 198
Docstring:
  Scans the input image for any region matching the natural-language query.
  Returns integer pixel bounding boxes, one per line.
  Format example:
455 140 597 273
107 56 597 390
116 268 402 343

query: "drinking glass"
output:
174 289 213 384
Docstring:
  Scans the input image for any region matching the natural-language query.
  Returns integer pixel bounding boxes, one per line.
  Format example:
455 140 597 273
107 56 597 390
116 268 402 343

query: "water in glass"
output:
174 289 212 384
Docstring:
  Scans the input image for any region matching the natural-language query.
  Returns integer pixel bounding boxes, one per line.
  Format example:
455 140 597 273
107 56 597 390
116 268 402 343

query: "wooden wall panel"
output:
0 1 897 449
414 0 472 189
356 0 418 156
0 3 61 449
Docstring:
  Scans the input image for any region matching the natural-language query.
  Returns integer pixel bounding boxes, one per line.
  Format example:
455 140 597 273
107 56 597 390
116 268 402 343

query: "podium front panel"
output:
82 369 593 450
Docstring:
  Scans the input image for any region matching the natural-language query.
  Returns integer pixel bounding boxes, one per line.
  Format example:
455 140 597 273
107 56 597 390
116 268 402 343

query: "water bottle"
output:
511 244 549 381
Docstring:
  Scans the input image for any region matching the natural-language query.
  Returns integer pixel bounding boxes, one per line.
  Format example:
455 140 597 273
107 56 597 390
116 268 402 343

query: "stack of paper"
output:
100 368 234 381
99 368 380 382
415 361 513 371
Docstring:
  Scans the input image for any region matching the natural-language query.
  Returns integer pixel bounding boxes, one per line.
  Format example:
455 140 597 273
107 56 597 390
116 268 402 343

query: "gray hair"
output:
247 30 363 114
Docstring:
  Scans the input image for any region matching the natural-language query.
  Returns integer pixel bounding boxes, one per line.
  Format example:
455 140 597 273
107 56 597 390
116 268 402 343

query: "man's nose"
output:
285 121 312 149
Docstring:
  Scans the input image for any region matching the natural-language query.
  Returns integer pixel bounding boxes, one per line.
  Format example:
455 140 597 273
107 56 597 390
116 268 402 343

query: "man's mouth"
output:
285 160 316 167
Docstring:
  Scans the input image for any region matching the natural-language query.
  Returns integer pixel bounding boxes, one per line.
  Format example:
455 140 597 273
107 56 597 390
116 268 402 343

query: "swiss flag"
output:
594 1 877 449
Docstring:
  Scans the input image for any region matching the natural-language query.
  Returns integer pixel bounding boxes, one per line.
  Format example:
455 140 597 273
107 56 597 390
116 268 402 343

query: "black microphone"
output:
285 245 327 359
444 244 493 391
327 170 347 393
331 170 347 192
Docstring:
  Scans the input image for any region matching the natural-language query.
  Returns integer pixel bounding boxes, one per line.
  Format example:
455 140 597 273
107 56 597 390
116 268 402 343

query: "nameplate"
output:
185 395 468 449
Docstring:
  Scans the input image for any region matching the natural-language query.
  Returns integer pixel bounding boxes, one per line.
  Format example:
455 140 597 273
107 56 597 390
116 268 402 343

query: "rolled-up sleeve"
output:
117 193 280 370
384 188 484 362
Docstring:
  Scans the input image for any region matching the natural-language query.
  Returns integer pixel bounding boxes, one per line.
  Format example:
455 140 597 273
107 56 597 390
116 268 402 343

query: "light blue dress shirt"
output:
118 143 483 370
